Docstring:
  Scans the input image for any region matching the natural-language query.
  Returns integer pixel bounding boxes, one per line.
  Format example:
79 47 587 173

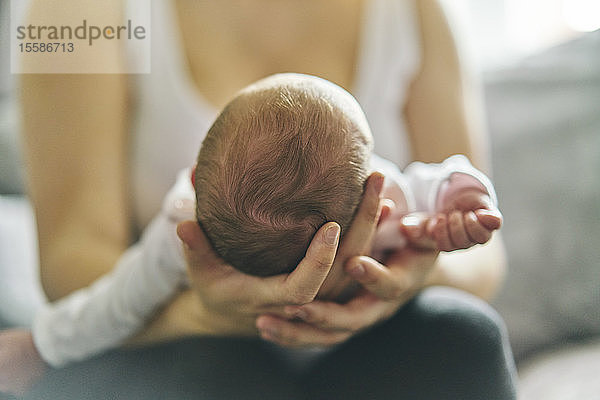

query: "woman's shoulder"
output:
22 0 127 74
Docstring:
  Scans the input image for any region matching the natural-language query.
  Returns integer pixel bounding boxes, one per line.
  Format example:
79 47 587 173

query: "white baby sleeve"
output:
32 169 195 367
370 154 416 211
403 154 497 213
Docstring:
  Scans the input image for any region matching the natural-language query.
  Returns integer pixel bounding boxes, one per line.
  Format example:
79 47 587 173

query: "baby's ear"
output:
190 163 197 188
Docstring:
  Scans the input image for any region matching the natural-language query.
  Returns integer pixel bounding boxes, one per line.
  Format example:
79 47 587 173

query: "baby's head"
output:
194 73 373 276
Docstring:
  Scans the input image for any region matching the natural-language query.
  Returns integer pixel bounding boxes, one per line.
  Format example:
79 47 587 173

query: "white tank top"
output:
128 0 421 230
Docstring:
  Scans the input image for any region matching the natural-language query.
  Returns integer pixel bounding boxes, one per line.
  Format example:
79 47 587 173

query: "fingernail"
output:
256 317 269 331
257 321 279 338
350 263 365 277
325 224 340 245
475 209 497 218
475 209 502 229
401 215 421 227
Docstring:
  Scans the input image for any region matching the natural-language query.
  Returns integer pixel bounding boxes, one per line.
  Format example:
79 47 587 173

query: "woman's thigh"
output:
303 287 518 400
24 337 303 400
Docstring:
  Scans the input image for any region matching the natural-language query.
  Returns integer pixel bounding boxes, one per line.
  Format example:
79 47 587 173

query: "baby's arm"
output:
32 169 194 367
371 155 501 257
401 155 501 252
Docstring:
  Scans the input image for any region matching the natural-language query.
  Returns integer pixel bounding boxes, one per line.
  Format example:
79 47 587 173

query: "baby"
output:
32 74 501 368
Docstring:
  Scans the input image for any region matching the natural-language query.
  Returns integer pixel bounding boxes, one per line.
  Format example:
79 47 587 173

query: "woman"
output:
1 0 516 398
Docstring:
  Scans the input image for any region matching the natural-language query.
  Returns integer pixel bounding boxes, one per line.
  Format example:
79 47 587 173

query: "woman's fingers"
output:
256 315 352 347
177 220 211 255
337 172 384 257
377 198 396 227
262 173 386 307
176 220 228 276
279 222 340 305
283 292 391 333
258 249 440 347
256 293 396 346
345 249 438 298
400 213 426 238
400 213 436 249
177 220 340 309
344 256 409 301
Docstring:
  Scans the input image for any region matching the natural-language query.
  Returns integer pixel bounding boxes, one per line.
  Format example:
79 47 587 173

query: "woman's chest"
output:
174 0 365 109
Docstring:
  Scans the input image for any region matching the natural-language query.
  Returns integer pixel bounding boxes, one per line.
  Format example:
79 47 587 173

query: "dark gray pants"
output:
22 287 517 400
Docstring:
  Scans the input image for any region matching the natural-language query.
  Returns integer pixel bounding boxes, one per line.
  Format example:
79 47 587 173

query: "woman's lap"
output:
303 286 518 400
24 287 517 400
25 337 301 400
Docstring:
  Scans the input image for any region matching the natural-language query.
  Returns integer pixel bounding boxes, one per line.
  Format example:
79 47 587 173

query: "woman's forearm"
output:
21 70 129 302
425 233 507 301
126 290 213 346
127 290 258 346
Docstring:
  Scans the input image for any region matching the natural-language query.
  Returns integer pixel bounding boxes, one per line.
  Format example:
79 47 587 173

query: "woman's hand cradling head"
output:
257 247 439 348
176 173 385 338
177 219 340 334
252 173 437 348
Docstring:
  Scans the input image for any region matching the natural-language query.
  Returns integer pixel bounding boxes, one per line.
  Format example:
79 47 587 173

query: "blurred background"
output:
1 1 599 398
443 0 600 70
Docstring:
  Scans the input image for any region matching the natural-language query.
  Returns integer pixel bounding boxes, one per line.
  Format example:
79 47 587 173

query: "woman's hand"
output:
0 329 48 396
176 220 341 335
176 173 386 336
256 247 438 347
253 188 441 348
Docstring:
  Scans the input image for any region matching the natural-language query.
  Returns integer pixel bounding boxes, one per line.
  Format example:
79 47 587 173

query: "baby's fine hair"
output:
194 73 372 276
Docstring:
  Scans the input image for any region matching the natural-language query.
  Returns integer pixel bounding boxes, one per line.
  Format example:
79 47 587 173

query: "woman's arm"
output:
426 234 506 301
404 0 506 301
22 72 130 301
21 0 130 302
405 0 488 170
20 0 200 332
